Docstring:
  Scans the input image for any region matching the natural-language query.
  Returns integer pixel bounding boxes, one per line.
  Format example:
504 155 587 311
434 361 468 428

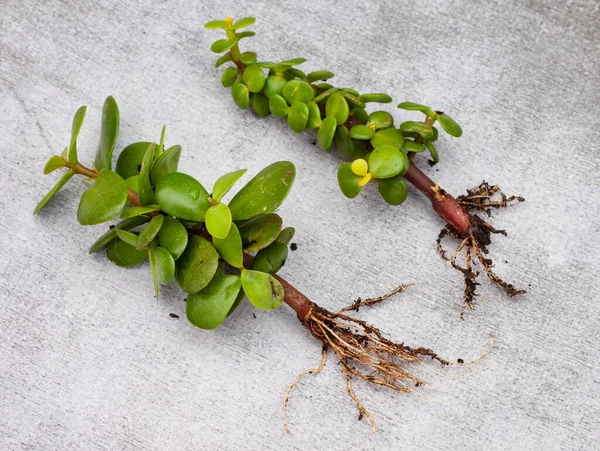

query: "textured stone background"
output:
1 0 599 449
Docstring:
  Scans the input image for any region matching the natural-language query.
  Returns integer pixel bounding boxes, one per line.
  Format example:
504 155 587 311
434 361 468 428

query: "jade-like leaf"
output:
156 172 211 221
370 127 404 149
205 20 227 29
313 87 339 104
149 242 175 290
361 93 392 103
227 288 246 317
94 96 120 171
269 94 289 117
353 107 368 124
399 121 434 139
241 269 284 310
138 143 156 205
334 125 354 158
276 227 295 245
252 241 288 275
340 91 365 109
228 162 295 220
136 214 164 250
286 68 306 80
126 175 139 193
120 204 160 219
232 17 255 30
349 125 374 140
43 155 67 175
368 111 394 130
211 38 237 53
281 79 314 105
176 236 219 294
236 32 255 41
368 145 409 179
341 88 360 96
242 64 265 93
403 140 426 153
115 229 138 247
205 203 232 240
437 113 463 137
33 170 75 214
186 275 242 330
222 67 239 87
378 176 408 205
212 168 247 203
88 216 148 254
337 162 363 198
68 106 86 164
287 102 309 133
238 213 282 252
158 216 188 260
425 141 439 164
252 92 270 117
307 71 334 83
263 75 286 97
106 238 148 267
317 116 337 151
397 101 434 116
77 169 128 225
215 52 233 68
239 52 256 64
231 82 250 109
306 101 322 129
212 222 243 268
325 92 350 125
150 145 181 186
115 141 153 179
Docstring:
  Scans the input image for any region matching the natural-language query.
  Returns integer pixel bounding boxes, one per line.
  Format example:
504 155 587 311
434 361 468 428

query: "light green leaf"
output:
150 145 181 186
149 242 175 295
397 101 434 116
33 170 75 214
68 106 86 164
186 275 242 330
136 214 164 250
337 163 363 198
88 216 149 254
241 269 284 310
115 229 138 246
368 145 409 179
215 52 233 67
43 155 67 175
115 141 153 179
211 38 237 53
205 203 232 240
370 127 404 149
77 169 128 225
205 20 227 29
120 204 160 219
232 17 256 30
212 222 243 268
94 96 120 171
138 143 156 205
437 113 463 137
212 168 247 203
317 116 337 151
361 93 392 103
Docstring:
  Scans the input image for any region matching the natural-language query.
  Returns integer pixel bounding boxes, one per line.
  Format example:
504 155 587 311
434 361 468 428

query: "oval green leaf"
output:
136 214 164 250
368 111 394 130
43 155 66 175
399 121 434 139
348 125 374 140
158 216 188 260
263 75 286 97
241 269 284 310
252 92 270 117
307 71 334 83
88 216 149 254
150 242 175 286
176 236 219 294
337 162 363 198
325 92 349 125
238 213 282 252
150 145 181 186
378 176 408 205
276 227 295 245
212 168 247 203
106 238 148 267
361 93 392 103
269 94 289 117
211 38 237 53
306 101 322 129
437 113 463 137
206 203 232 240
368 145 409 179
370 127 404 149
252 241 288 275
156 172 210 221
281 79 314 105
115 141 153 179
121 204 160 219
334 125 354 158
287 102 309 133
317 116 337 151
186 275 242 330
212 222 243 268
77 169 128 225
68 106 86 164
232 17 255 30
231 82 250 109
242 64 265 93
397 101 434 116
221 66 239 87
94 96 120 171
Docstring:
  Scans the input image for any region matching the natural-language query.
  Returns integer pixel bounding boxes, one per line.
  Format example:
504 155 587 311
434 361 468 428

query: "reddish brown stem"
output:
403 163 471 235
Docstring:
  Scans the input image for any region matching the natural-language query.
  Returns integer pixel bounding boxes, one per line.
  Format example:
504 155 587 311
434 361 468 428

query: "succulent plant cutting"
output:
206 16 526 314
35 96 486 433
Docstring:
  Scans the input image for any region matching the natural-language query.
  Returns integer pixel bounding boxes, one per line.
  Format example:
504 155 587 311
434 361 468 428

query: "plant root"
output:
437 182 526 314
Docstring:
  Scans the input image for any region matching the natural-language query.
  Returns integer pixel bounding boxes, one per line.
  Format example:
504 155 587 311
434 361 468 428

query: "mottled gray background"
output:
1 0 599 449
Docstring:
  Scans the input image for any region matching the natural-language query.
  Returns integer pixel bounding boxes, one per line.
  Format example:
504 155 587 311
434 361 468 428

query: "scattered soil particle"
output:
290 243 298 251
169 313 179 319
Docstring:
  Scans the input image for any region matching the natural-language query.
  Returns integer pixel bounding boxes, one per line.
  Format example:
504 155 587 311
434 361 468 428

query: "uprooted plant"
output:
34 96 489 433
206 16 526 314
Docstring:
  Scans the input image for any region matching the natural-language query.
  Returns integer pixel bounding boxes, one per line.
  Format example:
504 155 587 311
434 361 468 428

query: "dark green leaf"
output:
353 107 368 124
215 52 233 67
236 31 255 40
286 68 306 80
156 172 210 221
403 140 426 153
334 125 354 158
240 51 257 64
368 145 409 179
212 222 243 268
136 214 164 250
252 241 288 275
115 141 152 179
378 176 408 205
397 101 434 116
263 75 286 97
399 121 434 139
158 216 188 260
138 144 156 205
231 82 250 109
337 162 363 198
238 213 282 252
43 155 67 174
77 169 128 225
307 71 334 82
425 141 439 164
227 288 246 317
106 238 148 267
33 170 75 214
88 216 148 254
241 269 284 310
341 88 360 97
149 242 175 294
437 113 463 137
187 275 242 330
120 204 160 219
150 145 181 186
176 236 219 294
252 92 270 117
228 161 295 220
94 96 120 171
276 227 295 245
340 91 365 109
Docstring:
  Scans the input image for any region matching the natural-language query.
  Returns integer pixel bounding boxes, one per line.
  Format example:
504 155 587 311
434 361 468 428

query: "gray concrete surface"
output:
1 0 599 449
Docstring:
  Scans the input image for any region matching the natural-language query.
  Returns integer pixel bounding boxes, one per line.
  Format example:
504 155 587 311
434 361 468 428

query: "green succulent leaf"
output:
137 143 157 205
126 175 139 193
206 203 232 240
211 38 237 53
287 101 309 133
425 141 439 164
115 141 153 179
236 31 256 40
368 145 409 179
243 64 265 93
149 242 175 295
281 79 314 104
186 275 242 330
341 88 360 97
77 169 128 225
399 121 434 139
276 227 295 245
150 145 181 186
378 176 408 206
43 155 67 175
215 52 233 67
263 75 286 97
370 127 404 149
88 216 149 254
368 111 394 130
212 222 243 268
231 82 250 109
403 140 426 153
348 125 374 140
313 87 339 104
212 169 247 203
317 116 337 151
361 93 392 103
232 17 256 30
337 162 363 198
136 214 164 250
94 96 120 171
286 68 306 80
221 67 239 87
240 51 257 65
205 20 227 29
252 241 288 275
397 101 434 116
227 288 246 317
353 107 368 124
156 172 211 221
241 269 284 310
238 213 282 252
306 101 322 129
334 125 354 158
307 71 334 82
326 92 350 125
252 92 271 117
67 106 86 164
120 204 160 219
437 113 463 137
228 161 295 220
269 94 289 117
340 91 365 109
33 170 75 214
106 238 148 267
115 229 138 247
176 236 219 294
158 216 188 260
